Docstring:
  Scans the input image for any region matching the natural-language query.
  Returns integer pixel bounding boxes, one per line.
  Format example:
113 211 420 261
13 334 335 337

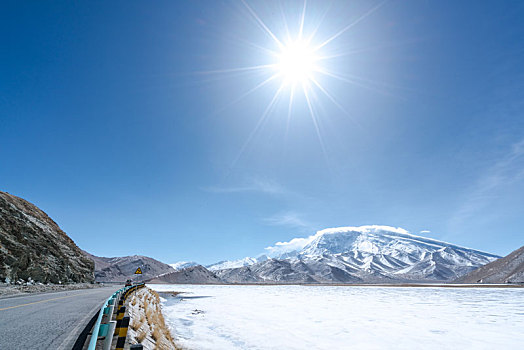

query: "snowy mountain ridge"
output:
169 261 199 271
207 257 262 271
212 225 500 283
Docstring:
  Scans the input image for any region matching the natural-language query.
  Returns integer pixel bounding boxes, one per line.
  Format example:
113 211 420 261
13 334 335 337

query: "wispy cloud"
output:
419 230 431 234
450 138 524 228
263 211 310 229
204 178 287 196
261 211 316 255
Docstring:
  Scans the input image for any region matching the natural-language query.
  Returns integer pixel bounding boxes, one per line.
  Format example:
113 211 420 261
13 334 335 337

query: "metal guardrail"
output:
87 283 145 350
87 286 127 350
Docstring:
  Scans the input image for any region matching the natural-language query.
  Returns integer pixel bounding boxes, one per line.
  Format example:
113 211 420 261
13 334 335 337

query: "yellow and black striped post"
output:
115 316 130 350
116 298 123 313
114 306 126 335
124 286 135 300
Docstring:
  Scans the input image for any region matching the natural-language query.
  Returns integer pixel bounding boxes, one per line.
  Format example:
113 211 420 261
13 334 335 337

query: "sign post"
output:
134 267 142 298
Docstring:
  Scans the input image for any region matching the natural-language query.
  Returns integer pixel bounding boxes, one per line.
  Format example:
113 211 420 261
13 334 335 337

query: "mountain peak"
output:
294 225 499 260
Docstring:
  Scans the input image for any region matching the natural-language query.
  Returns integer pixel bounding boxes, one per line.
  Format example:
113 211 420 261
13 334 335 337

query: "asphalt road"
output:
0 286 118 350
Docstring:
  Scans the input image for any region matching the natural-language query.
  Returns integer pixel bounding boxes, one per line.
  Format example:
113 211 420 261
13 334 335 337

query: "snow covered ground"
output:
150 284 524 350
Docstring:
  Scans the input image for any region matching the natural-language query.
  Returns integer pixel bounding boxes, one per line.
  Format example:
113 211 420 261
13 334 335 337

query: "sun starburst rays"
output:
203 1 387 167
234 1 342 162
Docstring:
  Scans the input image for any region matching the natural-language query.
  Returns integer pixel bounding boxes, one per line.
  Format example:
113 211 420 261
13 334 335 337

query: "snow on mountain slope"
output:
169 261 199 271
207 257 260 271
296 226 491 261
213 226 500 283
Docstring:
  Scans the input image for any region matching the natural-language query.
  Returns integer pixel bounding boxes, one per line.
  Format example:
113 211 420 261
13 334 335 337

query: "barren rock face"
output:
0 191 94 284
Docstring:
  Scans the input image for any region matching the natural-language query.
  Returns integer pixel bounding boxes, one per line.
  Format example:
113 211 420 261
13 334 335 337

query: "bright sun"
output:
276 40 318 86
213 0 386 164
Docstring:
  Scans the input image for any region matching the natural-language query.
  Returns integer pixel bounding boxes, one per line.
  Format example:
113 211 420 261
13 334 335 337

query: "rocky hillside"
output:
0 191 94 284
455 245 524 284
212 226 500 283
84 251 174 282
147 265 222 284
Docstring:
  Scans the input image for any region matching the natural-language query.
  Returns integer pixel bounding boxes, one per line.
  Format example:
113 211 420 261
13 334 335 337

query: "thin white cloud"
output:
204 178 287 196
263 211 309 228
450 138 524 228
420 230 431 234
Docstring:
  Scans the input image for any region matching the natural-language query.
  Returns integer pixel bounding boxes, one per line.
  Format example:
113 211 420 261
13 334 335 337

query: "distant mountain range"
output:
84 252 174 282
89 225 523 285
2 189 518 286
193 226 502 283
455 245 524 284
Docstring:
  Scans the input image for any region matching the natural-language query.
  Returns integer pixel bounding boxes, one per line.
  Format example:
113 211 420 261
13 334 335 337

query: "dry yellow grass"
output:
145 307 154 326
136 329 147 343
130 315 144 331
151 326 160 342
127 287 179 349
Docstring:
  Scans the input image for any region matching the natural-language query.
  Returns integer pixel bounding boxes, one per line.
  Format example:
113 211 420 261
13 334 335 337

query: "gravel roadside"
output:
0 282 107 298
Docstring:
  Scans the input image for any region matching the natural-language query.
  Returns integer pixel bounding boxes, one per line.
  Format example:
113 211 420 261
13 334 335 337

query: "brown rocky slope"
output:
455 244 524 284
83 251 174 283
0 191 94 284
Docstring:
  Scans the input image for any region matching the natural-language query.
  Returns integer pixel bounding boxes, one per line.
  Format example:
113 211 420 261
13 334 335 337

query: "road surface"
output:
0 286 118 350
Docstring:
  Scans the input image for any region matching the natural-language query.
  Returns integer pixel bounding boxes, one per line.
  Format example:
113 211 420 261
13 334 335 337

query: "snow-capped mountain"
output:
213 226 500 283
207 257 261 271
169 261 199 271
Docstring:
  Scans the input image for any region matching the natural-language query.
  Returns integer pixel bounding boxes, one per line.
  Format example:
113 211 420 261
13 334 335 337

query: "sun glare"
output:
276 40 318 86
213 0 387 166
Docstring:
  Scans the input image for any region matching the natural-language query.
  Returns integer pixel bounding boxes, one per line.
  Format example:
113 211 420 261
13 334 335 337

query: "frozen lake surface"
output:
150 284 524 350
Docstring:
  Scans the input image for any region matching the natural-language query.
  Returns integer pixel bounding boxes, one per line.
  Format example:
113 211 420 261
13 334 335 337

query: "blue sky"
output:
1 1 523 264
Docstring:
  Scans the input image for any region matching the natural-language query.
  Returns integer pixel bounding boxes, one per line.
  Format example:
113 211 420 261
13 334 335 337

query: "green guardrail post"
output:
87 287 126 350
99 324 109 337
103 321 117 350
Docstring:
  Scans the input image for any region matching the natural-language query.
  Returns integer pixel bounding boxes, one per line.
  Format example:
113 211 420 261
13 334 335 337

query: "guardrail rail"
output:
87 283 146 350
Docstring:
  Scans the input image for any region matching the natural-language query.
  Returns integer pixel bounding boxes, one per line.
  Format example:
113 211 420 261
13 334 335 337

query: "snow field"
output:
151 284 524 350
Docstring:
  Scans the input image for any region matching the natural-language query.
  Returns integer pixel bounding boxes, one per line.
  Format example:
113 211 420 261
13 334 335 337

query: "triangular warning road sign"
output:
134 267 142 274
